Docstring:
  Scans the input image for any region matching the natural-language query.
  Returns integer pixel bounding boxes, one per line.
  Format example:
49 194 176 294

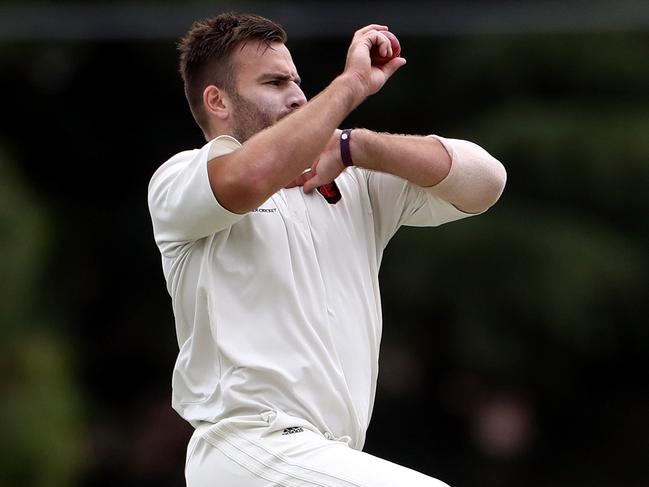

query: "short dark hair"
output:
178 12 287 135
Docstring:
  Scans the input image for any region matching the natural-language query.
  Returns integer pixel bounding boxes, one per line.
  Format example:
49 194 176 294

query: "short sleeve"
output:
362 168 473 248
148 136 244 255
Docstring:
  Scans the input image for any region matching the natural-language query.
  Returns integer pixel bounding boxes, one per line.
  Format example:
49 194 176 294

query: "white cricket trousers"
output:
185 410 450 487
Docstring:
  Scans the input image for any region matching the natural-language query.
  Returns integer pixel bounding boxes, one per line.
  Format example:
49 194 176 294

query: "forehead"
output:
232 41 298 82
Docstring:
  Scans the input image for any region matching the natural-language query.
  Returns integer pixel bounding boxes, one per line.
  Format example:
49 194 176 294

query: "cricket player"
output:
148 12 506 487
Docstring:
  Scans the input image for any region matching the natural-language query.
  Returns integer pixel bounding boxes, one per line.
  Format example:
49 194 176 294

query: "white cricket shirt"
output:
148 135 473 450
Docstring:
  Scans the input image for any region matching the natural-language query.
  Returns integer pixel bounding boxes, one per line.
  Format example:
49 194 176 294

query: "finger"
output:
302 169 316 183
378 56 407 78
362 30 391 57
356 24 389 36
285 169 315 188
373 31 391 58
302 174 326 194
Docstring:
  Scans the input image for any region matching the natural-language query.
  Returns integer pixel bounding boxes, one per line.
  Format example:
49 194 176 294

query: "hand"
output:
284 130 346 193
302 129 346 193
342 25 407 98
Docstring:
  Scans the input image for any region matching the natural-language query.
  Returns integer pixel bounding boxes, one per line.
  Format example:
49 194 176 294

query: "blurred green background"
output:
1 2 648 486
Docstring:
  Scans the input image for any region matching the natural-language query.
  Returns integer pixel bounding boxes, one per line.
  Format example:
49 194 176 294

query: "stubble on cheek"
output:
229 91 277 143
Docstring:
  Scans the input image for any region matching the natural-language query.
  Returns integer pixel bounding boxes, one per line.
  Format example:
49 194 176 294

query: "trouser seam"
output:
208 426 332 487
205 422 363 487
207 434 295 487
221 422 363 486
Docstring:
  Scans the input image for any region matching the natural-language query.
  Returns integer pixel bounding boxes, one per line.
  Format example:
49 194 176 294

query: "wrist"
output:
333 73 366 108
340 129 354 167
344 128 372 170
338 128 376 171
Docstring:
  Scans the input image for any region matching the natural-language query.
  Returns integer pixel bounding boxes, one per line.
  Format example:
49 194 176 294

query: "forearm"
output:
210 75 363 213
351 129 452 186
350 130 506 213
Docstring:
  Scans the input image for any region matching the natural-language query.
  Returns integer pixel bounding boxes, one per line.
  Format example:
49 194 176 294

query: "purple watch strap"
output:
340 129 353 167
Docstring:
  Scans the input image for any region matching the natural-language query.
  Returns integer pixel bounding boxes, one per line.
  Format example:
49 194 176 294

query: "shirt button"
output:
324 431 333 440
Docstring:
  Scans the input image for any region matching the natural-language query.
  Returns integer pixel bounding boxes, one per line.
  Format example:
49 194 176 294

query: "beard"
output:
228 90 277 143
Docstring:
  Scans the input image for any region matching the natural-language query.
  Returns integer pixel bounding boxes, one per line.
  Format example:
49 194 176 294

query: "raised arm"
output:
209 25 407 214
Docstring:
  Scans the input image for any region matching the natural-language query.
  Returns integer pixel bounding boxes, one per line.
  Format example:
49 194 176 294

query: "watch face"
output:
317 181 342 204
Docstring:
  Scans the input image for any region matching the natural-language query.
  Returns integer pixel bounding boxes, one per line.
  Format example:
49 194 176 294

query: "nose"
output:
289 86 307 109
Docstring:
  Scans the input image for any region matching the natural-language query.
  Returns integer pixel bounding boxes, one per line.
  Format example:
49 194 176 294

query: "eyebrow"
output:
258 73 302 85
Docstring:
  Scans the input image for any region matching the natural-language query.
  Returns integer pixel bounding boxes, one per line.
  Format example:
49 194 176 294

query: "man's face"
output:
227 41 306 142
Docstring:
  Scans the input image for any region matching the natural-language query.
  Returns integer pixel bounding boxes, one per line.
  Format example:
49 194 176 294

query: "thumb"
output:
302 174 325 194
381 56 407 78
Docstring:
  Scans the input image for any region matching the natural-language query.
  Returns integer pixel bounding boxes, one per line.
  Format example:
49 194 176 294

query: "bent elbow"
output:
430 137 507 214
473 158 507 212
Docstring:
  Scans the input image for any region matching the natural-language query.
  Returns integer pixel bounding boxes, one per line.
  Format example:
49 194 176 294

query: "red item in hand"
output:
317 181 342 204
370 31 401 65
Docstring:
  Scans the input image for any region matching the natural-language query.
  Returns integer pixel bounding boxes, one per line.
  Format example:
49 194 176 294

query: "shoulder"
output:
156 149 200 175
148 149 199 194
149 136 242 190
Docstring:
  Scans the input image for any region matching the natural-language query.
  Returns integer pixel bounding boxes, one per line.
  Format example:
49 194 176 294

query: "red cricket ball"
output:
370 31 402 65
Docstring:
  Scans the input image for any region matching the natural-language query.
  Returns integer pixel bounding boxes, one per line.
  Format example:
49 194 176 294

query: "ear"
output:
203 85 230 121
